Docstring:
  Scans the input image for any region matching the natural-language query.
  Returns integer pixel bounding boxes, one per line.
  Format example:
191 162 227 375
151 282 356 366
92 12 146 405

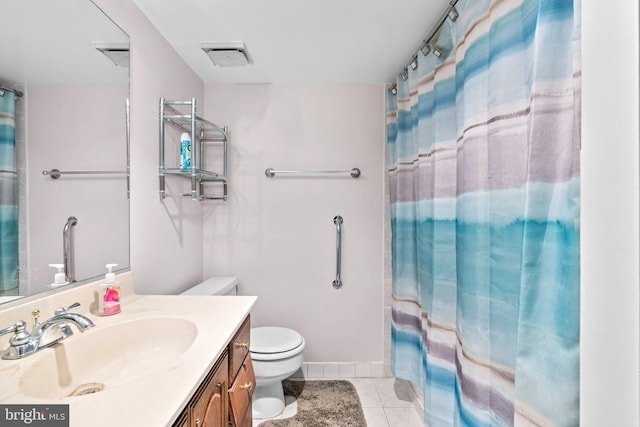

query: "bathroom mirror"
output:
0 0 130 302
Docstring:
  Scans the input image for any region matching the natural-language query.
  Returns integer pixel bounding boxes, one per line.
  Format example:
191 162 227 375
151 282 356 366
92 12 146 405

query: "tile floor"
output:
254 378 427 427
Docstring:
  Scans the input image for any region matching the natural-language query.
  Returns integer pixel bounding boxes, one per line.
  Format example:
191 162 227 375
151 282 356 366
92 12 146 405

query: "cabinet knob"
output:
195 418 201 427
240 382 253 391
234 342 249 349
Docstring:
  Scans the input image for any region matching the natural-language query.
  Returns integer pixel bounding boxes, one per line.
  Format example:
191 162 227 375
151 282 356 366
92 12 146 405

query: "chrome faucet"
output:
0 303 94 360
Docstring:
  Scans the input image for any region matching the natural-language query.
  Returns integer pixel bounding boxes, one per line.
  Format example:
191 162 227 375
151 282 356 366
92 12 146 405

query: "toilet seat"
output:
250 327 305 361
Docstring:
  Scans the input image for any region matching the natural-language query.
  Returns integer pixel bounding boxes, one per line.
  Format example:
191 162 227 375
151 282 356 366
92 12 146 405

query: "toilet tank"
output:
180 277 238 296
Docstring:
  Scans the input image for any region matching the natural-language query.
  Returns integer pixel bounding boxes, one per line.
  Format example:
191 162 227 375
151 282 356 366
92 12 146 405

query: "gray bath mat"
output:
259 380 367 427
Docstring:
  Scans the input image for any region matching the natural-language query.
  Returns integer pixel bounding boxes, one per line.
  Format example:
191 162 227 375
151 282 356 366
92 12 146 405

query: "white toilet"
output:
250 326 305 419
180 277 305 420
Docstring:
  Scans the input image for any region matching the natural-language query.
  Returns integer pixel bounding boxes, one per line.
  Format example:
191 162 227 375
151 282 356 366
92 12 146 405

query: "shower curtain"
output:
0 91 19 292
386 0 580 426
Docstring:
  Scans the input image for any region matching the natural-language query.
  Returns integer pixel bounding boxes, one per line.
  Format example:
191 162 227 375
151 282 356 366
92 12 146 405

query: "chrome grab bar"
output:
42 169 127 179
265 168 361 178
333 216 343 289
125 98 131 200
63 216 77 283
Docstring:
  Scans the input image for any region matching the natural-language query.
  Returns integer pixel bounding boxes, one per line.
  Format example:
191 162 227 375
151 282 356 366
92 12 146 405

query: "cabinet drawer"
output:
228 356 255 427
229 316 251 383
191 353 229 427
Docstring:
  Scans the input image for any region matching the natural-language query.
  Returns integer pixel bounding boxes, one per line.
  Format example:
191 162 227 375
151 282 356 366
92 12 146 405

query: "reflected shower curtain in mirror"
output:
386 0 580 425
0 91 18 292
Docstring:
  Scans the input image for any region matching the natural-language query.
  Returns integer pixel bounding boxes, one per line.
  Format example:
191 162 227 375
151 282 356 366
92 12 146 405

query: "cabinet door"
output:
191 354 229 427
229 316 251 384
228 355 255 427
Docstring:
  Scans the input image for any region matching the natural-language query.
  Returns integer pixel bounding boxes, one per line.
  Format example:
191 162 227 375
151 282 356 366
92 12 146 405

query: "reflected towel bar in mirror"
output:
42 169 127 179
264 168 361 178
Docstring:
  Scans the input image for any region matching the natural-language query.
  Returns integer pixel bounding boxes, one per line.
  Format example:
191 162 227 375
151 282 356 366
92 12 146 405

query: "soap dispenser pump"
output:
49 264 69 288
98 263 121 316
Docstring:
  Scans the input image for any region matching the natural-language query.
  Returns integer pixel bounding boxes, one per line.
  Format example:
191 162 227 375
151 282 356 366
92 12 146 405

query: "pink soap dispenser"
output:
98 263 121 316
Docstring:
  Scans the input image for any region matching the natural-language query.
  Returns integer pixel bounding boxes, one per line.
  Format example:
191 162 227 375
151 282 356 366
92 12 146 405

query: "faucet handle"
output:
54 302 81 315
0 321 30 347
0 321 27 337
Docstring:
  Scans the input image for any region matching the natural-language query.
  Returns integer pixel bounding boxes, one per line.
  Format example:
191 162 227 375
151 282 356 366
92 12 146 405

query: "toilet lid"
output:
250 327 304 354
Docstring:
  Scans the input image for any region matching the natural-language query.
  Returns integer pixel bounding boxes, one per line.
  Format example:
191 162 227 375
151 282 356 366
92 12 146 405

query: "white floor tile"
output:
349 378 381 389
362 407 390 427
353 382 382 408
376 379 415 408
384 407 427 427
373 377 398 388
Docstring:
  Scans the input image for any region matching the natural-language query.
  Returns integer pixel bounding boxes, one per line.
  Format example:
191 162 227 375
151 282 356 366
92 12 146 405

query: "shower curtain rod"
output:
0 86 23 98
391 0 459 87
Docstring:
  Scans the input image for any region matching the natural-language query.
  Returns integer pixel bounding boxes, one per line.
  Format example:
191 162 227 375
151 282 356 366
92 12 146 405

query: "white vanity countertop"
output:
0 275 257 427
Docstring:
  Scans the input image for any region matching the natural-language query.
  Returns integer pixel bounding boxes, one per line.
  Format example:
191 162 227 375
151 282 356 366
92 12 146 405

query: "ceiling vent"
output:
95 43 130 67
201 42 252 67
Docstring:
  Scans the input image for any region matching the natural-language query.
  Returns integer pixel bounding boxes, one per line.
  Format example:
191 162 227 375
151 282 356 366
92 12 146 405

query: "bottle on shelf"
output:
180 132 191 169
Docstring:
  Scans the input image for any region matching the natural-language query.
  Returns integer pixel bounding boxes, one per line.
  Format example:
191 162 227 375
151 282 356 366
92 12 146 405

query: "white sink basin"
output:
19 317 197 399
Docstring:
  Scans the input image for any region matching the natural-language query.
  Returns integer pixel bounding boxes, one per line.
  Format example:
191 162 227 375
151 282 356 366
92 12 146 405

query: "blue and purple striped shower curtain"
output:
0 91 19 292
386 0 580 425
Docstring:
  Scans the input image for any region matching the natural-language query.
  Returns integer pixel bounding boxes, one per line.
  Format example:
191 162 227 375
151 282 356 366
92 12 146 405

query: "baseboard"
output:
293 362 389 379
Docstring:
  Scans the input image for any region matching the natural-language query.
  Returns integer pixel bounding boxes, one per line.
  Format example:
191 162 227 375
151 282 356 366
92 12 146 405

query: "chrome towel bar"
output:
333 215 343 289
265 168 361 178
42 169 127 179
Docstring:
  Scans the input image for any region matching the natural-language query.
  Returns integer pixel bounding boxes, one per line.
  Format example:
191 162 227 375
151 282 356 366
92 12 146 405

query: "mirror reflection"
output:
0 0 130 302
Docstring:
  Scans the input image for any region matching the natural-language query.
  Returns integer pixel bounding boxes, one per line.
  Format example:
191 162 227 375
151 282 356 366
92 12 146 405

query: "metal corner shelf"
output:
159 98 228 201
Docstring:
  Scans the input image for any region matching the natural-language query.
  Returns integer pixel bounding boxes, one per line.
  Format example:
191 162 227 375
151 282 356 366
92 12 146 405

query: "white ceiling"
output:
1 0 129 87
130 0 450 84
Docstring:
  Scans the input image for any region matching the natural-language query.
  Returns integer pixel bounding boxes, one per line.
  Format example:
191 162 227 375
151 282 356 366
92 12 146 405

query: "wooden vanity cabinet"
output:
227 317 254 427
194 354 229 427
173 352 228 427
173 315 255 427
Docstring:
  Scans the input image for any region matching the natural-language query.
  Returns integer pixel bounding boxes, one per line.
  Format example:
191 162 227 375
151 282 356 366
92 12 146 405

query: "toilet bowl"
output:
180 277 305 420
250 326 305 419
